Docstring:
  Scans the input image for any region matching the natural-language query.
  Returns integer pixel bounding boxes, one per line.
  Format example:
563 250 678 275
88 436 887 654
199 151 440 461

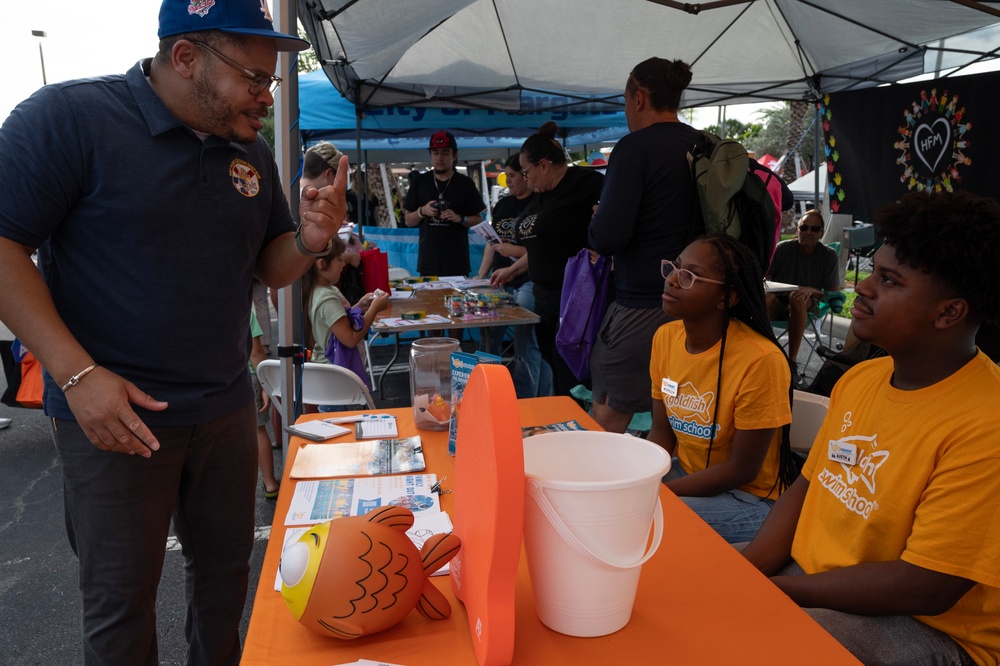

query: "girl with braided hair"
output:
648 234 796 543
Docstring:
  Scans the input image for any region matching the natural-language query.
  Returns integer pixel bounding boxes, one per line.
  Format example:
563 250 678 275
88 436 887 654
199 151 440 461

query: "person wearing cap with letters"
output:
0 1 348 663
403 130 487 277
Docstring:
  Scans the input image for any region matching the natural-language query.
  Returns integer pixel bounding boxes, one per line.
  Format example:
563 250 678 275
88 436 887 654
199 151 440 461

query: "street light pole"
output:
31 30 47 86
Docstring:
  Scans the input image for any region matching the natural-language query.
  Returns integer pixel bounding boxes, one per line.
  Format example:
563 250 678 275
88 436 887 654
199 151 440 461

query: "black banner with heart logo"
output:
823 70 998 222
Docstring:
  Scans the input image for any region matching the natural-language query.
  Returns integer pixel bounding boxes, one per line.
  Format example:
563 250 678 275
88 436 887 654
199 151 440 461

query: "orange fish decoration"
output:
279 505 461 638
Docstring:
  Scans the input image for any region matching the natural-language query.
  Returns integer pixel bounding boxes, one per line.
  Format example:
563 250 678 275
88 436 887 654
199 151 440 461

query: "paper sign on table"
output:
284 474 441 526
289 436 425 478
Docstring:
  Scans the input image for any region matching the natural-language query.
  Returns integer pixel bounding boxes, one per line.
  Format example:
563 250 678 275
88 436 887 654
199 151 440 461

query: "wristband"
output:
294 226 333 258
62 364 97 392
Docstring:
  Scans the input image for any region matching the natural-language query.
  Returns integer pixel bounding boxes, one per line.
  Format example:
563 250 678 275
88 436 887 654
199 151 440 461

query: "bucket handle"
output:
527 480 663 571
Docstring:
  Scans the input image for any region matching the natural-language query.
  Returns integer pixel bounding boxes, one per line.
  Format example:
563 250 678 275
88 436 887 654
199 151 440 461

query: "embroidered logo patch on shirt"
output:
188 0 215 18
230 159 261 197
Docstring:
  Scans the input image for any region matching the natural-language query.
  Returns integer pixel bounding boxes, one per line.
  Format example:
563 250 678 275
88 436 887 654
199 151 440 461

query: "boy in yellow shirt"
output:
742 192 1000 666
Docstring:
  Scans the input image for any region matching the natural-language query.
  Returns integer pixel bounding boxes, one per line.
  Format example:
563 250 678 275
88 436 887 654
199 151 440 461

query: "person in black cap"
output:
0 1 348 663
403 130 487 277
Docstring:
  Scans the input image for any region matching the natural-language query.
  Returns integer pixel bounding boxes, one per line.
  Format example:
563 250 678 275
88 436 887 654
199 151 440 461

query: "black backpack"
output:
687 130 778 272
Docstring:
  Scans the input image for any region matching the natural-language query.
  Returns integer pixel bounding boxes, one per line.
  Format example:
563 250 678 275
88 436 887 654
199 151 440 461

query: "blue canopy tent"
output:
297 69 628 162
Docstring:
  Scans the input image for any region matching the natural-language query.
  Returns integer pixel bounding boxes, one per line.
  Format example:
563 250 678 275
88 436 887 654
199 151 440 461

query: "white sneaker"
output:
0 417 11 430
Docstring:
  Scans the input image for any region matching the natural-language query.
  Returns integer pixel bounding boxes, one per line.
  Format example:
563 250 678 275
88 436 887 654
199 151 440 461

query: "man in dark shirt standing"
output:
588 58 701 432
403 131 486 277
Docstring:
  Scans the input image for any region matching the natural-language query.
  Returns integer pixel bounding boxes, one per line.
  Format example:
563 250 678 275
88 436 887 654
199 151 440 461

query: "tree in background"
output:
262 28 320 150
743 102 820 175
704 118 762 142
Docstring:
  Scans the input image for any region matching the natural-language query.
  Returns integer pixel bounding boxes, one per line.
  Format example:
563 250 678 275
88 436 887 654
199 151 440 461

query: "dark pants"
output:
532 285 579 397
53 403 258 666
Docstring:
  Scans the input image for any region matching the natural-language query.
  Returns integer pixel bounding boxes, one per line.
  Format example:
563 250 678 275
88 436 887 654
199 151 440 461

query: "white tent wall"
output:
299 0 1000 112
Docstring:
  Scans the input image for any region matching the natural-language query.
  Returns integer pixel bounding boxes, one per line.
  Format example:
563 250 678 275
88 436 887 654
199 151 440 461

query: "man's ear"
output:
172 40 198 81
934 297 969 330
633 88 647 113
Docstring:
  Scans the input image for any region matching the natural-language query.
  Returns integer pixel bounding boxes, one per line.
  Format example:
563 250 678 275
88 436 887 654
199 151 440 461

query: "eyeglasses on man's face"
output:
661 259 726 289
192 41 282 96
521 159 547 178
798 224 823 233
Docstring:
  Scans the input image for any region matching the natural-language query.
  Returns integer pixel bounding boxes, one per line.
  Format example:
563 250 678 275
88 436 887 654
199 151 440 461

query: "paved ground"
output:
0 313 844 665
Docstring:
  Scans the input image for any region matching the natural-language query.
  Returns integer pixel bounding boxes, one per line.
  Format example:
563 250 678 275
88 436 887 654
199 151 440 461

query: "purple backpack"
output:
556 249 612 383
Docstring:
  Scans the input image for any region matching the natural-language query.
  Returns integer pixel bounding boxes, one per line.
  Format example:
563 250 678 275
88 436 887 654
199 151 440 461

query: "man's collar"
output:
130 59 185 138
129 58 248 153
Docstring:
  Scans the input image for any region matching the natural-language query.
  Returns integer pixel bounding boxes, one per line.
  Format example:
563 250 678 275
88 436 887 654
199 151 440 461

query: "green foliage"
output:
297 27 320 73
836 270 871 319
261 114 275 151
743 102 821 166
704 118 762 142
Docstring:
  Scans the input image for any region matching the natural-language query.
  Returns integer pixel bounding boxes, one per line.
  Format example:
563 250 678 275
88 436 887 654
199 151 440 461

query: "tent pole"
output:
272 0 302 458
814 102 820 212
356 95 364 238
379 164 395 228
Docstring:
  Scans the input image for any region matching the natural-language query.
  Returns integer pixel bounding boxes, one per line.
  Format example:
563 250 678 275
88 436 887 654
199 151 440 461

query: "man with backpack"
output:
588 57 701 433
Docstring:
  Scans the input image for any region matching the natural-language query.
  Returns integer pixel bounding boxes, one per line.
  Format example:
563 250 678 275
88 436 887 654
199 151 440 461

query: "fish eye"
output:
279 541 310 587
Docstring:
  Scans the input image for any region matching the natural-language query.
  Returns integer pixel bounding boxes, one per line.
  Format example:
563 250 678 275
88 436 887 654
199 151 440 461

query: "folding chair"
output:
570 384 651 436
789 389 829 453
256 359 376 413
772 290 846 373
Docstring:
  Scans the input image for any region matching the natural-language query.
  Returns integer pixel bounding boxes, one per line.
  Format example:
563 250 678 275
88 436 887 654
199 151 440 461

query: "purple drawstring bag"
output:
325 306 371 389
556 249 612 383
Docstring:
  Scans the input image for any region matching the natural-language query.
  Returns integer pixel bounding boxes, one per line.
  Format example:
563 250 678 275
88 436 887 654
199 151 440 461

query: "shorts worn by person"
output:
588 57 701 433
0 1 350 663
741 192 1000 666
765 210 841 376
403 131 486 277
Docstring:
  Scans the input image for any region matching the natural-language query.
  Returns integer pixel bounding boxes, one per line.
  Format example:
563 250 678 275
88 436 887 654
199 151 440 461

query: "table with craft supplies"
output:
369 282 540 395
242 397 859 665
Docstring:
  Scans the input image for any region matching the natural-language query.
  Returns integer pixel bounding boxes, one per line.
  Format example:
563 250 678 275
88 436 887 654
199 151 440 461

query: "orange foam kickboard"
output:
449 364 523 666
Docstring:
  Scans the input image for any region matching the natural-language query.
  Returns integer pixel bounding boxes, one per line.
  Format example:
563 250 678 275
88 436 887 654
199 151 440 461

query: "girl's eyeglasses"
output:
661 259 726 289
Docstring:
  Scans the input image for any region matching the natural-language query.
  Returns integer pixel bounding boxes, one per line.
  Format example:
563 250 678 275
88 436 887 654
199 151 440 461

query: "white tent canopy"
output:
789 169 827 203
298 0 1000 112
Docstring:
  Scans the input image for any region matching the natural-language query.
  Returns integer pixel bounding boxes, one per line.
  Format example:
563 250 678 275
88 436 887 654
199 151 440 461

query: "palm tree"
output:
780 100 809 231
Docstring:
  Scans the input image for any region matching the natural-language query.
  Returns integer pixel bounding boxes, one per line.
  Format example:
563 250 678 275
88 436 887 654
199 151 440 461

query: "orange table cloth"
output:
243 397 859 665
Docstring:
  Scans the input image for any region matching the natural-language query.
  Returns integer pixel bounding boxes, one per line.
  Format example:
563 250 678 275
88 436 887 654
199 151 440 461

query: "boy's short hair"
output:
876 191 1000 324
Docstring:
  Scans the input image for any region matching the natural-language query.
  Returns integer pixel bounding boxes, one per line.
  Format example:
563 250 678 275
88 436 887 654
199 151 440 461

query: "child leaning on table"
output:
741 191 1000 666
647 234 797 544
300 235 389 411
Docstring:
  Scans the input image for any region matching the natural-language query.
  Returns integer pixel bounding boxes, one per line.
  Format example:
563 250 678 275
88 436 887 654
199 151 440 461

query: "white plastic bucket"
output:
522 431 670 637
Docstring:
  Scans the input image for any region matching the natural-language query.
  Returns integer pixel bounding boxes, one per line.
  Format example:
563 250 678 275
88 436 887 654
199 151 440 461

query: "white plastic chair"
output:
789 390 830 453
256 359 376 412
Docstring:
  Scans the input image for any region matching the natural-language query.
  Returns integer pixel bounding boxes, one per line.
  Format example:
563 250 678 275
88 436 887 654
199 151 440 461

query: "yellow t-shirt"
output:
650 319 791 499
793 352 1000 666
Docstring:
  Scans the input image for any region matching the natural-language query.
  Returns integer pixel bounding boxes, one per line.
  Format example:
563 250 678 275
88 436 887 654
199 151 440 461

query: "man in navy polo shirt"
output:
0 1 347 663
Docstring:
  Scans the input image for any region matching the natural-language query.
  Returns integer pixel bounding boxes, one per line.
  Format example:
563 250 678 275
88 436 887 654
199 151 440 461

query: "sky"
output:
2 1 161 120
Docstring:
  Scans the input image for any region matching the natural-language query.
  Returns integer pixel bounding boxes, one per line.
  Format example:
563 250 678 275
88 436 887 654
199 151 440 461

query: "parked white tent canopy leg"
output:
273 0 302 457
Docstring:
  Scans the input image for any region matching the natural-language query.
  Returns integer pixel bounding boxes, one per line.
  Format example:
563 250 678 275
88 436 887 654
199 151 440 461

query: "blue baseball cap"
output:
158 0 310 52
